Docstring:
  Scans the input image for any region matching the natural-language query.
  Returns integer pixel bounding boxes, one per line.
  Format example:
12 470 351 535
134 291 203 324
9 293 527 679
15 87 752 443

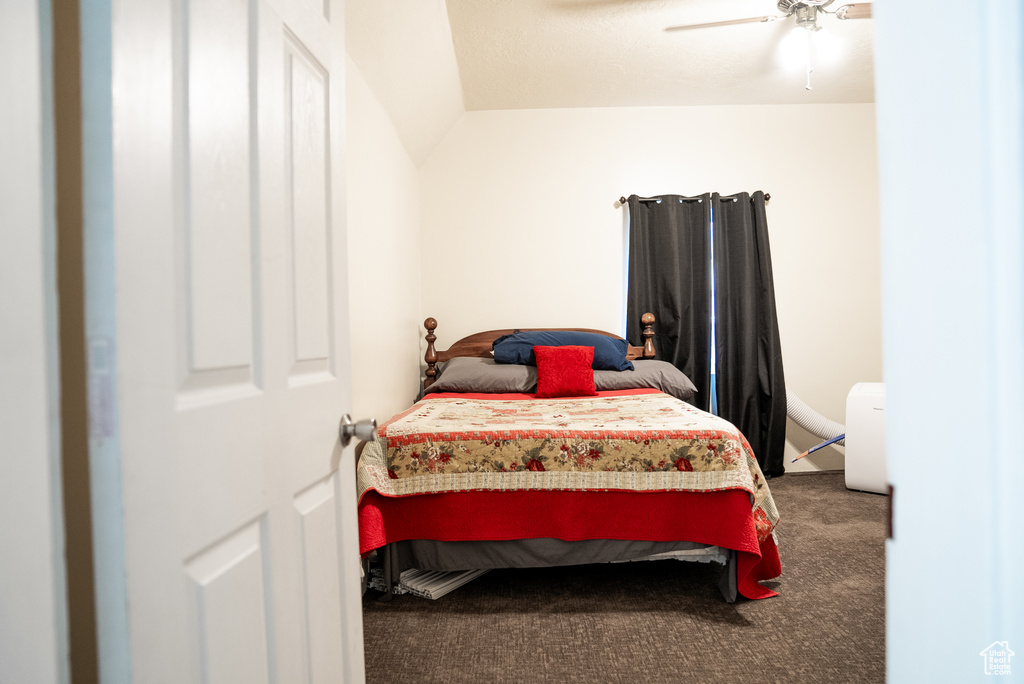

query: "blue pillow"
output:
492 331 634 371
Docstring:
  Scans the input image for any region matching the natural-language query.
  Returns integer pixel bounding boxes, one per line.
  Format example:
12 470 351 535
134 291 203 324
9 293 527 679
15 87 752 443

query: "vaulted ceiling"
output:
346 0 874 163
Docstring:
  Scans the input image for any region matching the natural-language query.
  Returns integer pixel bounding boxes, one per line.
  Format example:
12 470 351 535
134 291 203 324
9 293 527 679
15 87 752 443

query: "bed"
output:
356 314 781 602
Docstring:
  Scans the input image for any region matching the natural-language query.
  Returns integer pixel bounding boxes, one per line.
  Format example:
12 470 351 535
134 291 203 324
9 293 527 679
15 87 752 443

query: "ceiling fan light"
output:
780 26 812 65
836 4 871 20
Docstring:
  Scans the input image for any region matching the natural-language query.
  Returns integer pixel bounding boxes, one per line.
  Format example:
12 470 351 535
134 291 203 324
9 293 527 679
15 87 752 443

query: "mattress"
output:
356 388 781 600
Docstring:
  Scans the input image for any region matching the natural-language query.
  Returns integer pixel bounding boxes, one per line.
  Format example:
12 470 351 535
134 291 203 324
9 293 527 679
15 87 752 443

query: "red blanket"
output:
358 488 781 600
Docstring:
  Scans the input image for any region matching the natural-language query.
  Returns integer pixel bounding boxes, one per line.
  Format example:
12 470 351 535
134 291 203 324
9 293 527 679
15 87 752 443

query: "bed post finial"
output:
641 312 656 358
424 317 438 387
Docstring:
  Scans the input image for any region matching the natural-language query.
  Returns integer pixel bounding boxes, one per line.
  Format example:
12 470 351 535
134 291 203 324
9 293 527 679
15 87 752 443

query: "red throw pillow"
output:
533 345 597 398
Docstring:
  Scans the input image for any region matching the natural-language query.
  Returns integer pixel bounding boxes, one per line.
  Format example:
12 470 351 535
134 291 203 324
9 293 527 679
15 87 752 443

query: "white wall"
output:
419 103 882 470
876 2 1024 679
0 2 70 682
345 56 424 423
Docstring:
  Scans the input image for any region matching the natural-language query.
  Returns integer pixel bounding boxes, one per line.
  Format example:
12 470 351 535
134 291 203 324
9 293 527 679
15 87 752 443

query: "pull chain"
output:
804 29 814 91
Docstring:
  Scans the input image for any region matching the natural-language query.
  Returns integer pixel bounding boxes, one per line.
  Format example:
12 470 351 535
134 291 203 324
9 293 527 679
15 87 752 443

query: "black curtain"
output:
625 194 713 412
713 191 787 476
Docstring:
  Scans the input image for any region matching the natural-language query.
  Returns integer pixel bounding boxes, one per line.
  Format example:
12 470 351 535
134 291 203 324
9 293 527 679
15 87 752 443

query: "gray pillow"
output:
593 360 698 402
423 357 537 395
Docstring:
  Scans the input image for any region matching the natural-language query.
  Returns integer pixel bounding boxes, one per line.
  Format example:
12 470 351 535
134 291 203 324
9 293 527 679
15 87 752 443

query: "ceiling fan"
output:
664 1 872 91
664 0 871 34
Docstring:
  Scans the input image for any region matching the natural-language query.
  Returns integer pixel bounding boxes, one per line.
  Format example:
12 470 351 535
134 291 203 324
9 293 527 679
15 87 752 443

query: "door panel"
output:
184 0 256 380
84 0 362 681
176 0 259 408
183 520 271 684
285 34 334 382
293 477 347 683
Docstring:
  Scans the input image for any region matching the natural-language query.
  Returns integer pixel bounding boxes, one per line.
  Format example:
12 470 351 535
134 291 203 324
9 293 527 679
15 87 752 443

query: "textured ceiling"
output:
446 0 875 110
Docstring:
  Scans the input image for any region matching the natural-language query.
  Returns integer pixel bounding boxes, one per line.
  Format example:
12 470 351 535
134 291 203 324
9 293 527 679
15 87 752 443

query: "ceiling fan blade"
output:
835 3 871 20
664 15 784 32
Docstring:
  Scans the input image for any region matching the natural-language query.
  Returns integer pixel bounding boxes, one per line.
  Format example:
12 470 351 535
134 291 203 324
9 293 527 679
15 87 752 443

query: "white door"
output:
81 0 364 681
0 2 69 683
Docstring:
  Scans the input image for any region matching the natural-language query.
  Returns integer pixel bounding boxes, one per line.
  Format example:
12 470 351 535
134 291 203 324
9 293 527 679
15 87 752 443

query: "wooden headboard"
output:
422 313 656 388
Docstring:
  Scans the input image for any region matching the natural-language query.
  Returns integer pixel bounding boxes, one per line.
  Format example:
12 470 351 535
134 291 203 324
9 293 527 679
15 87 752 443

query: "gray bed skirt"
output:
375 538 738 603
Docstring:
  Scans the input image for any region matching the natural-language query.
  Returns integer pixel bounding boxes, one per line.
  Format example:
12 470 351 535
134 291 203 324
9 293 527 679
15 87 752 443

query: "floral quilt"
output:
356 390 778 542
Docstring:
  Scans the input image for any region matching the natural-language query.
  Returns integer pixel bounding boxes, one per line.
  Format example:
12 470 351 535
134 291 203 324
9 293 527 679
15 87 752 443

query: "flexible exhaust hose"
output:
786 390 846 446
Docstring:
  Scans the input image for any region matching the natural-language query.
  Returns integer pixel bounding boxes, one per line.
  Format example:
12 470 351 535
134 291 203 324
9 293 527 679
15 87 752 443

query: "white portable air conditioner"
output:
844 383 887 494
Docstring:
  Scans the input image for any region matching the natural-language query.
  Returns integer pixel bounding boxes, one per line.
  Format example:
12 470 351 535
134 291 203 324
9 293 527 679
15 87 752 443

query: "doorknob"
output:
339 414 377 447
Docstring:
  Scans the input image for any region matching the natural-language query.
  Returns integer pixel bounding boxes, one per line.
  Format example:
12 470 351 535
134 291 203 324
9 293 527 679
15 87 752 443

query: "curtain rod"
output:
618 193 771 204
